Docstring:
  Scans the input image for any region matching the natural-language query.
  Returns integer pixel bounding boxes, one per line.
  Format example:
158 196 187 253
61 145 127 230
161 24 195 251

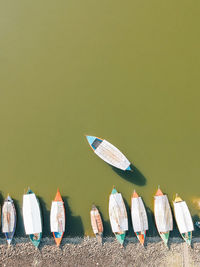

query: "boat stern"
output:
115 233 126 246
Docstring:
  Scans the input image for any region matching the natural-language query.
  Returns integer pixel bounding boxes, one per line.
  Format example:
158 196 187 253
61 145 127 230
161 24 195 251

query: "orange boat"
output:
50 189 65 246
90 205 103 243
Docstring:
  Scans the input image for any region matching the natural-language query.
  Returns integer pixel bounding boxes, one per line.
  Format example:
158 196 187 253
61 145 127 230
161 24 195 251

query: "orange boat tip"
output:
155 187 163 196
55 239 61 246
138 235 145 245
54 189 62 201
132 190 139 198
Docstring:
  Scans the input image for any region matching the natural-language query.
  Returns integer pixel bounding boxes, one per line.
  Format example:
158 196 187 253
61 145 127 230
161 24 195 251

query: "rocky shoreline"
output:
1 237 200 266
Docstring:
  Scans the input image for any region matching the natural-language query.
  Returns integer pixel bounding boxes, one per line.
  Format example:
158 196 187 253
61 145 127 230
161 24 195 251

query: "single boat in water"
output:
2 195 17 245
22 188 42 248
86 136 132 171
109 187 128 246
154 187 173 247
50 189 65 246
90 205 103 243
173 194 194 246
131 190 148 245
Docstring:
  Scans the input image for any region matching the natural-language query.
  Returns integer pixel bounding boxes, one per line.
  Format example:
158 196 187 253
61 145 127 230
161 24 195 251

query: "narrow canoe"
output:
22 188 42 248
131 190 148 245
154 187 173 247
109 187 128 246
50 189 65 246
173 195 194 246
2 195 17 245
86 136 132 171
90 205 103 243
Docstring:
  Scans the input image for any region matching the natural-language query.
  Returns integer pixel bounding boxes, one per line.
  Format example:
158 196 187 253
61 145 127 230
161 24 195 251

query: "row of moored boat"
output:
1 188 65 247
91 187 194 247
0 187 195 248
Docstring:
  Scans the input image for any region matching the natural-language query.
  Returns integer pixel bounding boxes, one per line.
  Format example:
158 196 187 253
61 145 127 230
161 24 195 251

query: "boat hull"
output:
90 205 103 242
115 233 126 246
29 233 42 248
86 136 131 171
154 188 173 246
23 189 42 248
160 232 169 247
182 232 192 246
173 195 194 246
131 190 148 245
2 196 17 245
51 189 65 246
135 231 146 245
109 188 128 246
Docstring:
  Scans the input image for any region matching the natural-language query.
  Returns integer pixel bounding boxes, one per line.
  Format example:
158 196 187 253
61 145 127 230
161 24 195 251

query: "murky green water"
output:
0 1 200 237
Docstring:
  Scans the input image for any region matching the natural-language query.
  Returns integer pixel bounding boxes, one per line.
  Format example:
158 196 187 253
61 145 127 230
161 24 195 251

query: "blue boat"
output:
86 136 132 171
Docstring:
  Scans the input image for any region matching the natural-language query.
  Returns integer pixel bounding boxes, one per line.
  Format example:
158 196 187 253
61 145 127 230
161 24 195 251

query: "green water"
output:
0 1 200 237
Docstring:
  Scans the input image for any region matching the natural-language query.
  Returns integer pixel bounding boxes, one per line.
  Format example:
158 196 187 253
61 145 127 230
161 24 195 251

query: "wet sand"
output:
1 237 200 266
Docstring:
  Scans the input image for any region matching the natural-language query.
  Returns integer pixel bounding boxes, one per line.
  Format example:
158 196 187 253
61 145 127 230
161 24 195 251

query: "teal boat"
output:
22 188 42 248
109 187 128 246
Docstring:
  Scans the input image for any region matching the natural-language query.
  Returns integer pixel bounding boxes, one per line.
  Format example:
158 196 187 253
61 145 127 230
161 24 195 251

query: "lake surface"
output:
0 1 200 237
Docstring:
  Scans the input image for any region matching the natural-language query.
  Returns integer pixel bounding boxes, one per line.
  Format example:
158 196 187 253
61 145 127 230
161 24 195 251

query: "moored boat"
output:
131 190 148 245
154 187 173 247
90 205 103 243
50 189 65 246
173 194 194 246
86 136 132 171
109 187 128 246
2 195 17 245
22 188 42 248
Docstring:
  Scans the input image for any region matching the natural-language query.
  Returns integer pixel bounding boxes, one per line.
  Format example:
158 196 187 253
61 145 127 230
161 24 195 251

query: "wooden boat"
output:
22 188 42 248
86 136 132 171
109 187 128 246
2 195 17 245
154 187 173 247
173 194 194 246
131 190 148 245
90 205 103 243
50 189 65 246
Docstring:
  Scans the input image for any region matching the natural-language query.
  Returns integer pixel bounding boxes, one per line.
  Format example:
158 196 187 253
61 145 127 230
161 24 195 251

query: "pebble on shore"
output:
1 237 200 267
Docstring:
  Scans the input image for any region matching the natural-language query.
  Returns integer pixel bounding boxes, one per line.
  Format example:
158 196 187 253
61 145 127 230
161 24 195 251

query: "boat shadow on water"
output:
38 196 50 238
111 164 147 186
62 196 84 238
12 198 24 237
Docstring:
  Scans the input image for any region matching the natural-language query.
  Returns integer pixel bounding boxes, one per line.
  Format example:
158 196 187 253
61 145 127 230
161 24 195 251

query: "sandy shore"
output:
1 237 200 266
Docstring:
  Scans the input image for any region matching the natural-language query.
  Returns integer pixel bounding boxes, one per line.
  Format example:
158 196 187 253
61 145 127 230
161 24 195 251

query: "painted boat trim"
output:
86 135 131 171
51 189 65 246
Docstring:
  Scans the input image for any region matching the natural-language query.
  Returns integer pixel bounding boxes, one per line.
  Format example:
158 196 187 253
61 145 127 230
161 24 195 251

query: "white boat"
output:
109 187 128 246
154 187 173 246
86 136 131 171
90 205 103 243
2 195 17 245
50 189 65 246
22 189 42 248
131 190 148 245
173 195 194 246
